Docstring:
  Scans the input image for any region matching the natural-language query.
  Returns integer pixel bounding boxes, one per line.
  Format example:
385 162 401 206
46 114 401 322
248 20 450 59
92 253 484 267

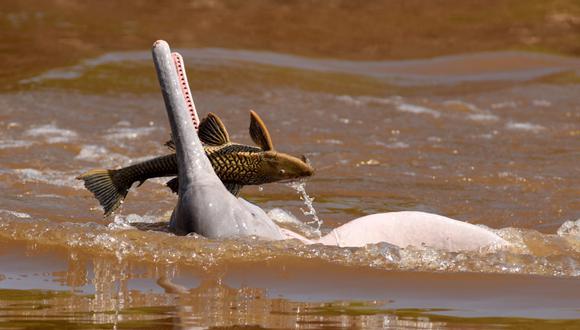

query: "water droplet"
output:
286 180 322 236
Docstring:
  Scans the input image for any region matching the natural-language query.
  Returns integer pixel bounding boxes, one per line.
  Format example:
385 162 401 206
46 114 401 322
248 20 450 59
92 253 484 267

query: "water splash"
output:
109 214 155 230
268 208 321 239
13 168 84 189
24 124 78 144
557 218 580 238
287 181 322 235
0 213 578 277
0 209 31 219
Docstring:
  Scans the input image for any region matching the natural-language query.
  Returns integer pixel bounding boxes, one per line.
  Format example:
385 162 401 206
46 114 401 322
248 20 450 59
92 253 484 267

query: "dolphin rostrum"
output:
152 40 284 239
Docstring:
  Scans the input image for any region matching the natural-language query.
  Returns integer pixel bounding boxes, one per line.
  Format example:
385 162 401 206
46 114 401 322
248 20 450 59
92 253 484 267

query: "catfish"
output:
78 111 314 216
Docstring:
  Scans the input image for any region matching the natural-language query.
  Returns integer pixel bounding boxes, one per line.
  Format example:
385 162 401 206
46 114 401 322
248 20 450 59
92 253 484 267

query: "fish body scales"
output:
206 143 262 184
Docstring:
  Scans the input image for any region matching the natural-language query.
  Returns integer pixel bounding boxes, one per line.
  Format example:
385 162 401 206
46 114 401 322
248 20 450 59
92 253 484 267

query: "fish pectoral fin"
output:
164 138 176 151
198 112 230 146
224 183 243 196
166 177 179 194
249 110 274 151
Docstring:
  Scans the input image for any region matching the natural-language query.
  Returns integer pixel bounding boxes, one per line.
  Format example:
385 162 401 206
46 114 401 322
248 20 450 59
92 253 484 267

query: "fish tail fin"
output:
77 169 130 217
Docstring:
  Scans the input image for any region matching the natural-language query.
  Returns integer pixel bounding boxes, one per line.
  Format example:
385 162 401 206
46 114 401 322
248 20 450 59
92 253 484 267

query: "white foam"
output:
557 219 580 238
335 95 364 107
491 101 518 109
477 133 495 140
396 103 441 118
376 141 409 149
75 145 131 168
0 209 31 219
358 96 401 105
24 124 78 143
20 70 82 84
467 113 500 122
335 95 402 107
0 140 34 149
357 159 380 166
317 139 343 145
506 122 545 132
0 212 578 277
105 127 157 140
336 95 441 118
13 168 83 189
532 99 552 107
109 214 161 230
442 100 480 112
115 120 132 127
75 145 109 161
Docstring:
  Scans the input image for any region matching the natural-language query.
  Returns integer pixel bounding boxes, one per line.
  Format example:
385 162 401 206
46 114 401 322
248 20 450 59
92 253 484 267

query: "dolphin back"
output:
152 40 283 240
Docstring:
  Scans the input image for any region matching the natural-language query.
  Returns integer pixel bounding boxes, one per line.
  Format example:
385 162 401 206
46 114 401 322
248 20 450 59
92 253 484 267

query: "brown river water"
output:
1 1 579 329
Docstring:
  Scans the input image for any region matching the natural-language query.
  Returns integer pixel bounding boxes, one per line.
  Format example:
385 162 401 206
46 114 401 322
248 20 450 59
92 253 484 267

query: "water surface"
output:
1 1 579 328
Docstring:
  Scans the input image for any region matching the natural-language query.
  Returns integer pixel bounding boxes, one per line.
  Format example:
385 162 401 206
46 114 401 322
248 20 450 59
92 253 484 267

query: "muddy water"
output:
1 1 580 329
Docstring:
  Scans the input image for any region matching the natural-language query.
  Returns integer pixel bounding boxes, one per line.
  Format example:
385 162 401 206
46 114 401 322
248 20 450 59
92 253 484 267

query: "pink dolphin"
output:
153 40 508 252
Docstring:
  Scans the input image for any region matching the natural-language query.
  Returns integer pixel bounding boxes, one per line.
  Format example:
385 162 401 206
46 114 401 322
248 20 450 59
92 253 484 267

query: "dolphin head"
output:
258 151 315 182
153 41 283 239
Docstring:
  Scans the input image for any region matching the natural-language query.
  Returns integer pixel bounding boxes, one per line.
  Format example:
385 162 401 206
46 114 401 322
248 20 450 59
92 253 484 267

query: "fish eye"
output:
279 169 286 175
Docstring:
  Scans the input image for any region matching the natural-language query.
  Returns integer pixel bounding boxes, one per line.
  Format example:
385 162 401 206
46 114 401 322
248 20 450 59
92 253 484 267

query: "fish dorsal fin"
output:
199 113 230 146
249 110 274 151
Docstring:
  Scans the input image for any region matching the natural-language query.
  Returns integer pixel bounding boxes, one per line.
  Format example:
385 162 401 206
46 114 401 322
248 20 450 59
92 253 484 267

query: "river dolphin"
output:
152 40 508 251
153 40 284 239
